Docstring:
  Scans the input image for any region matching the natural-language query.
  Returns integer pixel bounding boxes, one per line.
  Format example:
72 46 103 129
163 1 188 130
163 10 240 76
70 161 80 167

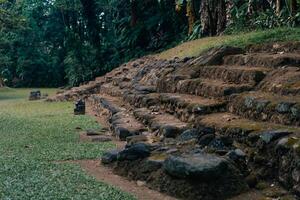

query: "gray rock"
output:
199 134 215 147
276 102 295 113
244 96 255 109
115 127 133 141
226 149 246 161
209 139 226 150
291 105 300 118
178 129 199 141
101 150 120 164
117 143 151 161
256 100 270 112
163 153 228 179
198 126 215 137
74 99 85 115
160 125 182 138
259 130 292 144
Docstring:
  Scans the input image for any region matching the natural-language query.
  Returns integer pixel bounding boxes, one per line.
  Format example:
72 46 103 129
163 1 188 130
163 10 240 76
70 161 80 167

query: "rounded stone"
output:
163 153 228 180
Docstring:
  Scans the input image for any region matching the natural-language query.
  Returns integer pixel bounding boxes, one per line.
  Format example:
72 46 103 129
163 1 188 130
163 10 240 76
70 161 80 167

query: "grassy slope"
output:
157 27 300 59
0 88 135 200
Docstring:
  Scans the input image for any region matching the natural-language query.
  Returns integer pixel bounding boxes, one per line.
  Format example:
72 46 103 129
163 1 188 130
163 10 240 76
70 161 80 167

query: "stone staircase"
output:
49 43 300 200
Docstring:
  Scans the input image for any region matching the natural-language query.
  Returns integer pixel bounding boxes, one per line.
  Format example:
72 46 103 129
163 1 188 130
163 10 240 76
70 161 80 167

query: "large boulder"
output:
117 143 151 161
101 149 120 164
74 99 85 115
163 153 228 180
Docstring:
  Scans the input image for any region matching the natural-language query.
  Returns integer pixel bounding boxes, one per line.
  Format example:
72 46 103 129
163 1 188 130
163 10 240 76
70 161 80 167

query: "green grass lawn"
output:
0 88 135 200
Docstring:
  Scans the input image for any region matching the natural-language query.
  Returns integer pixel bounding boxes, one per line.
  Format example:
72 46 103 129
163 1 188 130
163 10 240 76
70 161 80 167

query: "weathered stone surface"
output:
126 135 148 146
224 53 300 68
101 150 120 164
160 125 182 138
178 129 199 141
74 99 85 115
190 46 244 67
259 130 292 144
163 153 228 179
226 149 246 161
228 91 300 126
115 127 134 141
198 134 215 147
117 143 151 161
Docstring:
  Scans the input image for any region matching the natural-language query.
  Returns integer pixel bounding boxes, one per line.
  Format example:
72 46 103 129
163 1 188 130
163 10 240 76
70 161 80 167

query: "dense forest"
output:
0 0 299 87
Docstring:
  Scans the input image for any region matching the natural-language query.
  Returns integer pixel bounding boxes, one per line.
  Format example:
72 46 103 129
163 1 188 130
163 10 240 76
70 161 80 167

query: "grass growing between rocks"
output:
0 88 135 200
157 27 300 59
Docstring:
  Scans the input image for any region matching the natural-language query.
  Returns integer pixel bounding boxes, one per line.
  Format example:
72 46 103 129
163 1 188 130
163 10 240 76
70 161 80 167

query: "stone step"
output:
133 107 189 138
197 112 300 195
176 78 253 98
192 65 270 85
228 91 300 126
89 94 126 114
257 67 300 96
224 53 300 68
196 112 300 141
100 83 126 97
125 92 226 122
88 95 146 141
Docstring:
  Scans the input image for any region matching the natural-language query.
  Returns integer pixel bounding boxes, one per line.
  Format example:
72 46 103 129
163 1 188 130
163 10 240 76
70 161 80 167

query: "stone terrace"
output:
49 43 300 200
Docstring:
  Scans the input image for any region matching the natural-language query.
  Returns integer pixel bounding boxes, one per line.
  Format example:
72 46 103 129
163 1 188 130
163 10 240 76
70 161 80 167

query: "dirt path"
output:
77 160 177 200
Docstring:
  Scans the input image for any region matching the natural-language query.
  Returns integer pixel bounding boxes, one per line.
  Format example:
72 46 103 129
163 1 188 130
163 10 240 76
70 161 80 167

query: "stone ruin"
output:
29 90 41 101
48 42 300 199
74 99 85 115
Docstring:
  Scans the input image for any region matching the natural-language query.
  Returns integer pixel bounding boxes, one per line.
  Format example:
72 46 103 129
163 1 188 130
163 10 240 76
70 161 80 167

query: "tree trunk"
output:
276 0 282 15
0 77 4 87
290 0 297 15
130 0 138 27
200 0 226 36
187 0 196 35
80 0 101 46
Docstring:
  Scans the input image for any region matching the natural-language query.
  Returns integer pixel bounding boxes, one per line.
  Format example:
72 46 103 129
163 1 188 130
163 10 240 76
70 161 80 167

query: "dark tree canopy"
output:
0 0 299 87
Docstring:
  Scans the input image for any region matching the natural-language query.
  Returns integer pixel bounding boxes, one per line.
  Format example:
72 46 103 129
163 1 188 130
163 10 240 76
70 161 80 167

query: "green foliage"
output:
0 88 136 199
1 0 300 87
226 0 300 33
0 0 187 87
